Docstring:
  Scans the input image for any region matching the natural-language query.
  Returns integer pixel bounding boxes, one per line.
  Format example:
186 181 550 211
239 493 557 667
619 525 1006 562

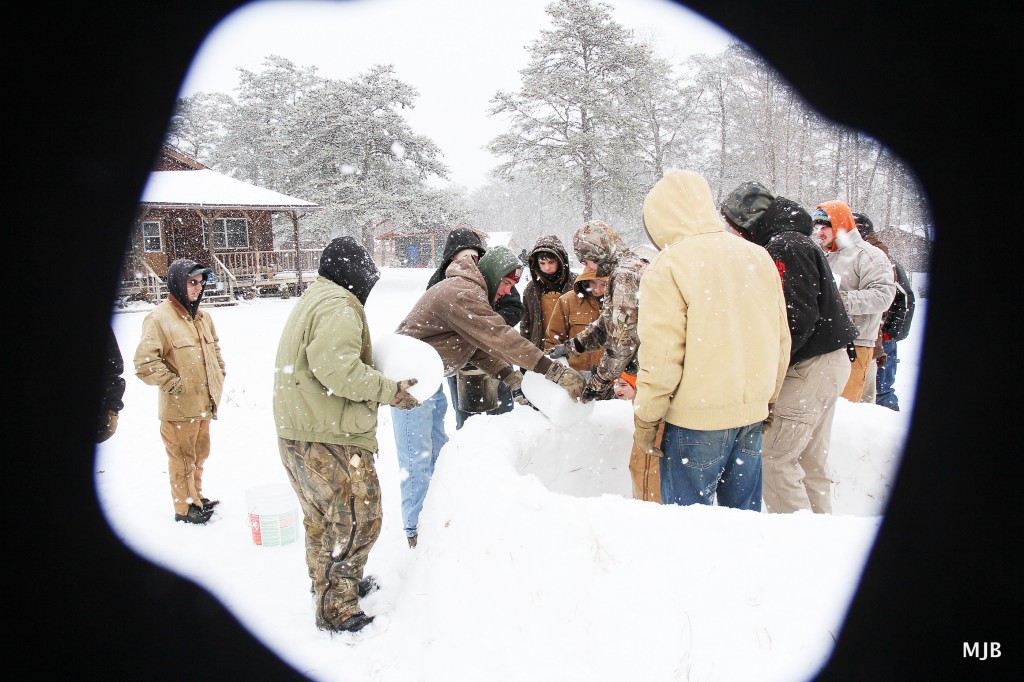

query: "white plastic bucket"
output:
246 483 298 547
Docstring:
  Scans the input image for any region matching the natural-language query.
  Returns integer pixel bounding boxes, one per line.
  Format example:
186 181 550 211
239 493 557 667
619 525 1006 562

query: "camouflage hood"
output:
572 221 637 278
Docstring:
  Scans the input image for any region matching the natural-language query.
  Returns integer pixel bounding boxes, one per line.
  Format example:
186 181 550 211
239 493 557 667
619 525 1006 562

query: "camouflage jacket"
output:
571 222 649 391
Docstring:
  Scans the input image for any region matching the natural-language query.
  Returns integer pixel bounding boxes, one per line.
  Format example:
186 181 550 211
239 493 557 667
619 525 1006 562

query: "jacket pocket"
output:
338 399 376 435
170 336 197 349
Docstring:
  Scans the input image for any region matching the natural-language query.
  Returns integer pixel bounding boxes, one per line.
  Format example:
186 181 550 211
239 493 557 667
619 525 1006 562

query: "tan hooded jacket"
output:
545 270 606 372
635 170 790 430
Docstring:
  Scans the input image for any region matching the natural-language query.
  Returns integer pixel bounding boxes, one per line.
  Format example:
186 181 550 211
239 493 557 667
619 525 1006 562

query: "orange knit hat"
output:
619 372 637 389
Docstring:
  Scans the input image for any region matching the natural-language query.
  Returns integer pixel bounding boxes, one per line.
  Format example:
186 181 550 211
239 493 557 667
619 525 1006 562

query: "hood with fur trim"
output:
527 234 571 290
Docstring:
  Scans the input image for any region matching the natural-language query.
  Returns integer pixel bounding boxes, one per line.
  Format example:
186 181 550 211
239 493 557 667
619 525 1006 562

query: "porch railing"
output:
210 253 237 300
215 249 323 279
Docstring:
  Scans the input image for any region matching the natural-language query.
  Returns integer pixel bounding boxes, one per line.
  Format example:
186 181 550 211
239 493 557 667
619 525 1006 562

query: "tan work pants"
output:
160 418 211 515
762 348 850 514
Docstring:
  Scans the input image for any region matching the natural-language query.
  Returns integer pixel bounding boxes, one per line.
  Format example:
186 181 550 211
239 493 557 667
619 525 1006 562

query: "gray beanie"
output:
720 181 776 230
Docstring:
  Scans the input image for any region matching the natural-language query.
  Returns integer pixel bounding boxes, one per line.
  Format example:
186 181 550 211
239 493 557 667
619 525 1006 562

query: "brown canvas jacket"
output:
134 295 225 421
545 271 606 372
396 258 550 380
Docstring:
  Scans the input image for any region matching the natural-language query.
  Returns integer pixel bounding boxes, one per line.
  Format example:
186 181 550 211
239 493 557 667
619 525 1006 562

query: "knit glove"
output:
390 378 421 410
502 371 533 408
547 338 581 360
762 403 776 432
633 415 663 458
543 362 584 400
97 410 118 443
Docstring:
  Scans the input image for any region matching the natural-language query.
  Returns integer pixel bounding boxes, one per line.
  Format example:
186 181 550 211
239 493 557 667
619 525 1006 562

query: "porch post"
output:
291 212 302 292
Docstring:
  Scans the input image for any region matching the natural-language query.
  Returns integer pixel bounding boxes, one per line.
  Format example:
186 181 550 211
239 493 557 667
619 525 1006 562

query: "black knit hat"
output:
852 212 875 236
318 236 380 305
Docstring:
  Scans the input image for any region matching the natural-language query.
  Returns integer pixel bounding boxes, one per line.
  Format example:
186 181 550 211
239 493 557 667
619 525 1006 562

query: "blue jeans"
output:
875 339 900 410
448 375 514 430
660 422 763 511
391 385 449 537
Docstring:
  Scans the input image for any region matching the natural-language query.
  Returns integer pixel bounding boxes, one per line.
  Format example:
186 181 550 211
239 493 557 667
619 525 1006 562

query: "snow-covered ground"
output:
97 267 924 682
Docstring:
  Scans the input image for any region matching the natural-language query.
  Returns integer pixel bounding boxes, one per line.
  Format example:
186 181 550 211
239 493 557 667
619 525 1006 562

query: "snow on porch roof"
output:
140 169 320 210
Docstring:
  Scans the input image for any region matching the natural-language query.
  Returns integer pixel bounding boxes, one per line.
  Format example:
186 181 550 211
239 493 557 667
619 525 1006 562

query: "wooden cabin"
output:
119 147 322 304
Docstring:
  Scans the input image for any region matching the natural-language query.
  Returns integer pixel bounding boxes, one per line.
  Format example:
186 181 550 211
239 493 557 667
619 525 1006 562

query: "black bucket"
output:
456 366 499 413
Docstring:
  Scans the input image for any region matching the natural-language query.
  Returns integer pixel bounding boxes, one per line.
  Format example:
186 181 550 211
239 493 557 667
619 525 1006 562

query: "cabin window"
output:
208 217 250 249
142 221 163 252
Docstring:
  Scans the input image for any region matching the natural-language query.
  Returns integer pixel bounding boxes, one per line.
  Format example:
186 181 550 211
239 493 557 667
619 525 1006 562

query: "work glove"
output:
876 352 888 367
167 378 184 397
633 415 663 458
547 338 581 360
502 371 534 408
762 403 775 432
543 362 585 401
97 410 119 443
390 378 421 410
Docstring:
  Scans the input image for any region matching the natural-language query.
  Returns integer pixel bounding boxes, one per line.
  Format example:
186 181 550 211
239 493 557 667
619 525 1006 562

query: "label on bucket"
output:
249 509 297 547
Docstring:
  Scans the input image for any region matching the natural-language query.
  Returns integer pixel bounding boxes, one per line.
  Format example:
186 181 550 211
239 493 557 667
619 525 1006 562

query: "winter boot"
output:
200 497 220 511
175 503 213 524
407 534 417 549
329 612 375 634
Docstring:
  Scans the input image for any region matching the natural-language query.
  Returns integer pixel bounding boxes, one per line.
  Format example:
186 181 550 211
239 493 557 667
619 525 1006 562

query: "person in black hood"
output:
166 258 211 318
134 258 226 524
318 235 380 306
429 226 525 428
273 236 418 632
721 181 858 515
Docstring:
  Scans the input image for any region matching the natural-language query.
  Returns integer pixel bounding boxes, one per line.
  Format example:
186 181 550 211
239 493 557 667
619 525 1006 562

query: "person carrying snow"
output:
548 221 649 402
721 181 858 514
273 236 420 634
134 258 226 525
428 225 525 429
392 245 585 547
634 170 791 511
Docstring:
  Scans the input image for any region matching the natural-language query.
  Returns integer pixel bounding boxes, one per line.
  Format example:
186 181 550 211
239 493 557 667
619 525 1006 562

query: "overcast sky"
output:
178 0 735 191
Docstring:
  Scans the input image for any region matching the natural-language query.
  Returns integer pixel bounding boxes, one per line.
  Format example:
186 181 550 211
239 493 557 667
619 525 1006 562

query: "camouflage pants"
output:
277 438 382 629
